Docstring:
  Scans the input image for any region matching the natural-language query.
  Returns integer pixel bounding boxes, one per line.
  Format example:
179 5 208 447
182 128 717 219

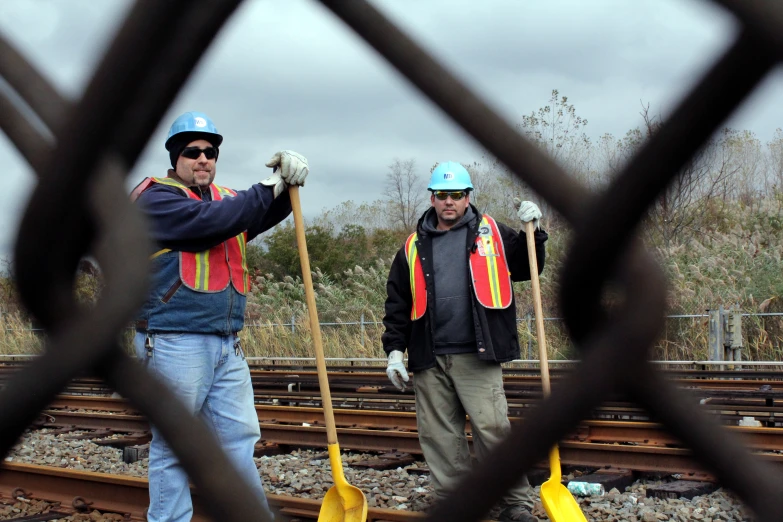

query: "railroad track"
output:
32 396 783 475
4 366 783 408
0 461 423 521
5 364 783 519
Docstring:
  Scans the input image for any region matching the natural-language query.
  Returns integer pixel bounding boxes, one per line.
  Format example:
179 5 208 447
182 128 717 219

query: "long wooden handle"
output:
524 221 551 397
289 186 338 445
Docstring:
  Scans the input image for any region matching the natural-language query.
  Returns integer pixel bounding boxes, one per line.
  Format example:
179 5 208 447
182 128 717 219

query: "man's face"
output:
173 139 217 188
430 190 470 230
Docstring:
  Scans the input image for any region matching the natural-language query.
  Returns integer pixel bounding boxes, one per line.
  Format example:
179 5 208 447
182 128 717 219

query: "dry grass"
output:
0 313 43 355
3 199 783 361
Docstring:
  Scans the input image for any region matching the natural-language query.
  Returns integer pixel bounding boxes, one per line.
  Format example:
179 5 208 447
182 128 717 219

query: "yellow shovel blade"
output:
319 485 368 522
317 444 368 522
540 447 587 522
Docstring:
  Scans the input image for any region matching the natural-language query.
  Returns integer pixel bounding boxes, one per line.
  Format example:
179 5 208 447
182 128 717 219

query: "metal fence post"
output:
708 307 724 368
291 313 295 333
730 304 743 364
526 312 533 361
360 313 365 348
724 304 735 368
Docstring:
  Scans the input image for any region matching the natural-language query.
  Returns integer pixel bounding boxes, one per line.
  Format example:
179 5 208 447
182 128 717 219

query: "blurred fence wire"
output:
2 0 783 521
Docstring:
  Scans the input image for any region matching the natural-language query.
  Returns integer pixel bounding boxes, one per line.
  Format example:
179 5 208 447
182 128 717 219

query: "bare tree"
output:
517 89 594 185
765 129 783 192
314 199 390 232
383 158 426 230
633 105 742 247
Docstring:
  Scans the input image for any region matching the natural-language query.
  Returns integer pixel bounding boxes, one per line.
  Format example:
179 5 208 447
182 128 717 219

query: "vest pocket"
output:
160 280 182 303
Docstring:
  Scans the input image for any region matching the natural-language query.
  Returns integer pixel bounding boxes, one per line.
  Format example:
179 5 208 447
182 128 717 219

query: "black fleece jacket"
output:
382 205 548 372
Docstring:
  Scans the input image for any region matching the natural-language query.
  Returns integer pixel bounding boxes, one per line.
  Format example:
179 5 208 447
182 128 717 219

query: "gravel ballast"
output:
3 429 755 521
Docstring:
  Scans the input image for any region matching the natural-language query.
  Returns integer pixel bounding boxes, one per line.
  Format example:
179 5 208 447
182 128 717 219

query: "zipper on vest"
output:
225 242 234 331
419 239 437 356
223 242 233 288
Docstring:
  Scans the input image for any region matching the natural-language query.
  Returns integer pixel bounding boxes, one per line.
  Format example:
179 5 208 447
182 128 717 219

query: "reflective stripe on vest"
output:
134 177 249 295
469 215 512 309
405 215 512 320
404 233 427 320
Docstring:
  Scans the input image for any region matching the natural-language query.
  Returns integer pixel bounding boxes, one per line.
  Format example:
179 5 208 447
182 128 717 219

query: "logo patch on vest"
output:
476 237 498 257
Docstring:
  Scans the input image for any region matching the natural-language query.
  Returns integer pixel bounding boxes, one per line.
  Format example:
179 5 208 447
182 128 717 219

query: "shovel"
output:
289 186 368 522
524 220 587 522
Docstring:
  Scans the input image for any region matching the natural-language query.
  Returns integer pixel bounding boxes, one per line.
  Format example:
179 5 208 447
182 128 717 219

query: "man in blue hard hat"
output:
382 161 547 522
130 111 309 522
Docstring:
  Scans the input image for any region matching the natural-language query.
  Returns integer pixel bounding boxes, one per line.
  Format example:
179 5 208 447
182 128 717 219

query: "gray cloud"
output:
1 0 781 263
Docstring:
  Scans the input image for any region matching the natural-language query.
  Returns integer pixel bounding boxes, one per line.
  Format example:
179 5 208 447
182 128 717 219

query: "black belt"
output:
134 320 148 331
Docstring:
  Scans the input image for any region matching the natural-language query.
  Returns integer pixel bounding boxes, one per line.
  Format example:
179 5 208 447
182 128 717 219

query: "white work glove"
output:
514 197 542 229
259 172 287 199
265 150 309 186
386 350 409 391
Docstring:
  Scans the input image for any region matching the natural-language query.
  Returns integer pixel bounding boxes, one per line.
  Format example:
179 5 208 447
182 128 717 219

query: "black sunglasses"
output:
433 190 467 201
181 146 219 160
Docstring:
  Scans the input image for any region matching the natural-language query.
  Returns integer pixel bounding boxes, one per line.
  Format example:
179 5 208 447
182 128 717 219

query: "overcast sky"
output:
1 0 782 260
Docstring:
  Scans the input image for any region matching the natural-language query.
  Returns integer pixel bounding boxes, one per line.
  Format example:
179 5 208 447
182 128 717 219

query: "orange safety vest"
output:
405 215 512 320
133 177 249 295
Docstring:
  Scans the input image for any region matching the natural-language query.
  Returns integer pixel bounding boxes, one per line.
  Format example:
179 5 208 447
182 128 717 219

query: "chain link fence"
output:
2 1 783 520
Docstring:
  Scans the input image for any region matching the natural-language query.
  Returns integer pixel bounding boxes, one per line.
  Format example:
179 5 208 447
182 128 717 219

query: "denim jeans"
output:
134 331 272 522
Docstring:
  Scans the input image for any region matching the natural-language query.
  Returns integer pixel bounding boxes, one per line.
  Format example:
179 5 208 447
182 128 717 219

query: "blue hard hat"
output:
428 161 473 191
164 111 223 150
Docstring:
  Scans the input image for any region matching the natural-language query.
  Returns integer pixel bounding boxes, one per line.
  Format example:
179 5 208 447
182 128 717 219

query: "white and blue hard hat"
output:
427 161 473 191
164 111 223 150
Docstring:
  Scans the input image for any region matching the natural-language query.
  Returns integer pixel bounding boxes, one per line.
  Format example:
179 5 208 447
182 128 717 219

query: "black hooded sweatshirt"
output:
382 204 548 371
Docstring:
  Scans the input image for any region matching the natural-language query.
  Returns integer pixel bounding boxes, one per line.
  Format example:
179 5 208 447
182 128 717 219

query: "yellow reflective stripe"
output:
151 177 184 187
195 251 210 290
151 177 188 191
487 239 502 307
203 251 210 290
406 235 419 319
150 248 171 259
481 218 503 307
235 233 249 292
194 252 203 290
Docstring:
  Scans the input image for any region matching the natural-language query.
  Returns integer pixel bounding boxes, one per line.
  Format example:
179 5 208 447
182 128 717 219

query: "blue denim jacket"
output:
136 250 246 334
133 179 292 334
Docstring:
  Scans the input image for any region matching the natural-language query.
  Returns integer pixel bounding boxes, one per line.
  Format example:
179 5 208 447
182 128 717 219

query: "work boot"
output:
497 504 539 522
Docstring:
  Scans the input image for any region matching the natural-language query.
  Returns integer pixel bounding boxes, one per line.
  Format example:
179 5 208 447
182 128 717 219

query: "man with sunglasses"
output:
382 161 547 522
130 111 309 522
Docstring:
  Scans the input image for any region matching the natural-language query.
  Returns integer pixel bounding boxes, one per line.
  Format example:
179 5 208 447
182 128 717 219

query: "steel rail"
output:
30 403 783 470
6 368 783 396
0 462 423 522
46 417 783 476
42 393 783 425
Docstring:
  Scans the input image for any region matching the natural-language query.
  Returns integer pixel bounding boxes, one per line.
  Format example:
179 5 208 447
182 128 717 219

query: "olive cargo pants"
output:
413 353 534 509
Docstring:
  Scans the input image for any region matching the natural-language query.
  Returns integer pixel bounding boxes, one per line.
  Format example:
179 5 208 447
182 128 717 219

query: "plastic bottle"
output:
567 481 606 497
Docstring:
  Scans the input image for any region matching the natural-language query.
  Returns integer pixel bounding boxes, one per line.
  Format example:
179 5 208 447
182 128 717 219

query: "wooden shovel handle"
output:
524 221 551 397
289 186 338 445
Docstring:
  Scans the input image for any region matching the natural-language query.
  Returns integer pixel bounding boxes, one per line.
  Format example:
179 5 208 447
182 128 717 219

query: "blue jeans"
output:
134 332 272 522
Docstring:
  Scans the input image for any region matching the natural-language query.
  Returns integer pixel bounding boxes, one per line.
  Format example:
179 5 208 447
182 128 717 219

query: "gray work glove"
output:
259 172 287 198
265 150 309 186
386 350 409 391
514 197 542 229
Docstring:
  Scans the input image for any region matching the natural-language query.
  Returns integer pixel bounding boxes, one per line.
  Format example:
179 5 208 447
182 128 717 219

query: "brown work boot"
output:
497 504 539 522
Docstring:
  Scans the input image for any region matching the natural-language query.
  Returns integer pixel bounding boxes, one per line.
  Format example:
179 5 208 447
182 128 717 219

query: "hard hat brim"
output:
428 184 473 191
165 131 223 151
